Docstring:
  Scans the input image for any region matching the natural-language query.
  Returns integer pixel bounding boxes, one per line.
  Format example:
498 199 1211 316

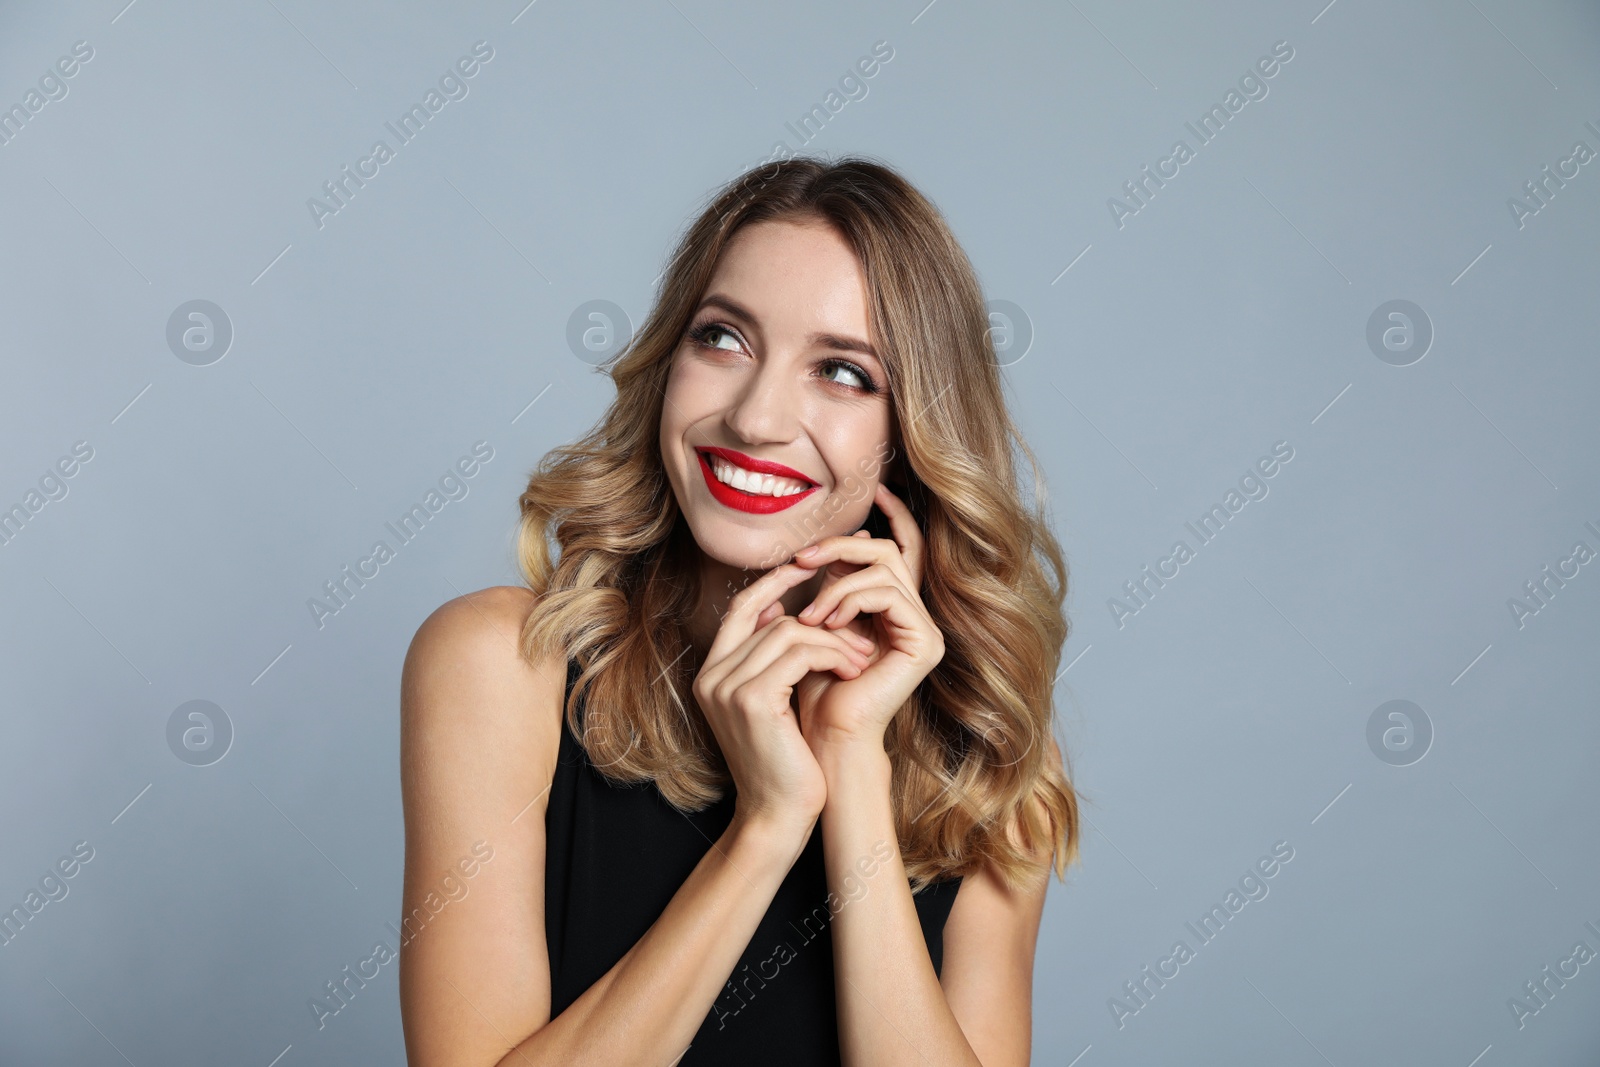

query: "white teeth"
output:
707 455 811 497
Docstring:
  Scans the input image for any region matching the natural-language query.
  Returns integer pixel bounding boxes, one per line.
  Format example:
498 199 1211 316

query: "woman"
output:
399 156 1079 1066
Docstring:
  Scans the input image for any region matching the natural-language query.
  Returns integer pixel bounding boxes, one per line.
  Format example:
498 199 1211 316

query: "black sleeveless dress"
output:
543 657 963 1064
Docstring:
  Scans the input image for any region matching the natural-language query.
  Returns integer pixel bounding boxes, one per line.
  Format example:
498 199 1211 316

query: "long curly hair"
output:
516 155 1078 891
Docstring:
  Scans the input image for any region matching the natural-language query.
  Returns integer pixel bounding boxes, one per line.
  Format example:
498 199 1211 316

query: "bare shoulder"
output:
401 584 566 812
399 585 568 1062
406 584 545 675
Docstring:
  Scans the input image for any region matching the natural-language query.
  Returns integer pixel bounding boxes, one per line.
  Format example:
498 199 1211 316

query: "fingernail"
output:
796 545 818 557
799 603 816 618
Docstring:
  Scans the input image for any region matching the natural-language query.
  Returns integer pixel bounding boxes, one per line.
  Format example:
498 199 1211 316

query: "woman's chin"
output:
690 526 798 572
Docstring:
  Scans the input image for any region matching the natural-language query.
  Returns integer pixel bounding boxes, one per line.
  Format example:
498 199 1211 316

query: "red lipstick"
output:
696 447 820 515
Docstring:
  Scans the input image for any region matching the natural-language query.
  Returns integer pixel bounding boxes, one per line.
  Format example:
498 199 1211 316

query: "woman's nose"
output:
722 358 801 443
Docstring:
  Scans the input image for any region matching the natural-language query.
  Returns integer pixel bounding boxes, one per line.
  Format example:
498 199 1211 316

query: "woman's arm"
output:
934 748 1056 1067
816 739 1054 1067
784 495 1055 1065
399 587 813 1067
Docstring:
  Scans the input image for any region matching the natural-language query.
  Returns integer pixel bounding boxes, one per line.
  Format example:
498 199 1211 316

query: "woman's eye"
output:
689 323 877 395
820 359 873 392
690 322 742 352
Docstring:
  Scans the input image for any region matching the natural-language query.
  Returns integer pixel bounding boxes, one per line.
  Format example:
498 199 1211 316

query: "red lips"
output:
697 447 818 486
696 447 821 514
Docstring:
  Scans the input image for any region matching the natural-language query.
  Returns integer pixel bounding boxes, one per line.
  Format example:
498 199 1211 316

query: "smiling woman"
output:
399 156 1079 1067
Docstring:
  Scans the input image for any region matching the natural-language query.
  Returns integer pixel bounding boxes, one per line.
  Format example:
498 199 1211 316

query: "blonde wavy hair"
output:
516 155 1078 891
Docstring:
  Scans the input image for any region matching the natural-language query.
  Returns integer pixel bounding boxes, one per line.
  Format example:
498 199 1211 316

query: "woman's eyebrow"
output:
696 293 881 363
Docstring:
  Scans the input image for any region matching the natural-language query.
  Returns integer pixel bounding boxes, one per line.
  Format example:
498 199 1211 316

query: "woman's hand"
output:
788 483 946 753
693 561 878 837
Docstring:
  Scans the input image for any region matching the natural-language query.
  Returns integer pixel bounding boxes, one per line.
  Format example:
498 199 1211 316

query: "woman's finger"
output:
704 562 830 671
792 530 867 620
758 595 873 651
810 584 935 658
715 617 872 700
871 482 926 586
798 562 919 629
793 532 918 608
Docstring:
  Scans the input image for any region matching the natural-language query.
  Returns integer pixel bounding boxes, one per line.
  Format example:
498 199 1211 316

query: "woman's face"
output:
660 217 896 574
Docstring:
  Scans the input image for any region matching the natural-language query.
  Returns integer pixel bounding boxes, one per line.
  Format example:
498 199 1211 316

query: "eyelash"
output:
685 320 881 396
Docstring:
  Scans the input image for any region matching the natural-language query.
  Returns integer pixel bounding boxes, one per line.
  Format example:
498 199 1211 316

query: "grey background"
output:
2 0 1596 1064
